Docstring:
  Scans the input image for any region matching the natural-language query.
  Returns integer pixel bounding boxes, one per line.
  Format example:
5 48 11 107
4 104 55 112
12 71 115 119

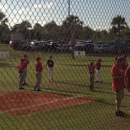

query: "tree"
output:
121 26 130 40
11 21 32 40
0 11 10 43
62 15 83 40
42 21 61 40
111 15 127 40
82 26 94 40
61 15 83 59
33 23 43 40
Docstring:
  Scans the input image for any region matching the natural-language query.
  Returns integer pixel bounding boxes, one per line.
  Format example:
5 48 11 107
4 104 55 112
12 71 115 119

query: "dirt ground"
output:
0 92 95 116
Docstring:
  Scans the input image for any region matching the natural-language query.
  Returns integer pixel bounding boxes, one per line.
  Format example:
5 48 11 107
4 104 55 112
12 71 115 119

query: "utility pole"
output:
68 0 70 16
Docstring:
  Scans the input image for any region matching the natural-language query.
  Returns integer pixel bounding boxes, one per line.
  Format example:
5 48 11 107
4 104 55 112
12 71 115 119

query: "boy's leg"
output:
89 75 94 91
115 91 124 116
50 68 53 81
19 73 24 89
37 72 42 90
98 70 102 82
34 72 39 90
48 68 51 81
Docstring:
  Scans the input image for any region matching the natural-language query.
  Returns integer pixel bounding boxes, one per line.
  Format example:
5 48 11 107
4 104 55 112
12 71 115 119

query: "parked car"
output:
30 41 44 50
75 41 94 53
75 40 84 48
56 44 69 52
40 40 48 51
9 40 20 49
9 40 30 50
84 40 94 44
46 40 59 51
108 41 129 54
96 41 105 45
94 44 110 53
17 41 30 50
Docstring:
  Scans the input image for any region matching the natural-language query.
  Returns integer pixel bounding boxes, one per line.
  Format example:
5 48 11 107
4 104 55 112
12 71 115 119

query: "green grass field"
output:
0 44 130 130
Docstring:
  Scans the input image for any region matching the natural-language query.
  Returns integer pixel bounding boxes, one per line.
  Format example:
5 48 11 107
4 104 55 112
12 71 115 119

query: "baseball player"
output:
34 57 44 91
17 58 26 90
46 56 54 82
87 61 95 91
95 59 102 83
111 56 126 116
23 54 29 86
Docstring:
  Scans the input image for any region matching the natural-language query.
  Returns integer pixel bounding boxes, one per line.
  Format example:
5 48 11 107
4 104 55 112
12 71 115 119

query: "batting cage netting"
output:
0 0 130 130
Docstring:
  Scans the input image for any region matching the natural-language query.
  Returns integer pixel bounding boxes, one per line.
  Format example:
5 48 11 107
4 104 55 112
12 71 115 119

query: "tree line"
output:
0 11 129 44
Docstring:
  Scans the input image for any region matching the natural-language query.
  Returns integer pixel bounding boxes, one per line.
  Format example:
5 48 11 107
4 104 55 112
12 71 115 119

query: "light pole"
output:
68 0 70 16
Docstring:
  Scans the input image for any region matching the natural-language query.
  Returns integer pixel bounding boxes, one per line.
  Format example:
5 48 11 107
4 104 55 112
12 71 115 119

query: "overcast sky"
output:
0 0 130 30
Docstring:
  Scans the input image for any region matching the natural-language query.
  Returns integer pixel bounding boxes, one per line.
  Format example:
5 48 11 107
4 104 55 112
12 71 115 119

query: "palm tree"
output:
62 15 83 59
111 15 127 40
62 15 83 40
0 12 10 43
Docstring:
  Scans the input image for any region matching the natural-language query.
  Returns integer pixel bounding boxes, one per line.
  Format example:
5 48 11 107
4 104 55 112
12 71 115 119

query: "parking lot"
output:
9 39 130 54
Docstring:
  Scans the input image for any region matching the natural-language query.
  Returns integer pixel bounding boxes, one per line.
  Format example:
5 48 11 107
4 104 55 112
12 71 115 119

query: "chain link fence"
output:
0 0 130 130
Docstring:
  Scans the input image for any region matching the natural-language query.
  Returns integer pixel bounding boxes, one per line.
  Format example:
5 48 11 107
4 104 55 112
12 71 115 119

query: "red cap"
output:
36 57 41 61
24 54 27 57
117 57 124 63
98 59 101 62
21 58 24 62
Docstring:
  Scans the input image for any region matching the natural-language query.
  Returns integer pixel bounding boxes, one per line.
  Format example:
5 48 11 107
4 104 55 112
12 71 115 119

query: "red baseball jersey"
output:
95 62 101 70
35 61 43 72
24 59 29 68
111 63 125 91
87 64 95 74
122 60 128 70
17 62 26 73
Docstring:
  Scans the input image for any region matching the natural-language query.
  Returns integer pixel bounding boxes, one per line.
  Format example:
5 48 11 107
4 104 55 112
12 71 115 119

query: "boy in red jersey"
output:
111 57 126 116
87 61 95 91
23 54 29 86
95 59 102 83
17 58 26 90
34 57 44 91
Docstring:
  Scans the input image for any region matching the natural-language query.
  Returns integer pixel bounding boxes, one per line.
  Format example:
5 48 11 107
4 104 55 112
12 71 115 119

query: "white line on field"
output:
5 96 80 113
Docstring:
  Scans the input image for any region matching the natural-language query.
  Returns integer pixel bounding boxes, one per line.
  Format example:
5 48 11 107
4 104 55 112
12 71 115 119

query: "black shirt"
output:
47 60 54 67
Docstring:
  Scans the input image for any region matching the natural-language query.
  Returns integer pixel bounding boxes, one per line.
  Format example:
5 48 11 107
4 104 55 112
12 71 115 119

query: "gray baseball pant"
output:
89 74 94 86
48 67 53 80
23 68 27 83
35 71 42 89
19 73 24 89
